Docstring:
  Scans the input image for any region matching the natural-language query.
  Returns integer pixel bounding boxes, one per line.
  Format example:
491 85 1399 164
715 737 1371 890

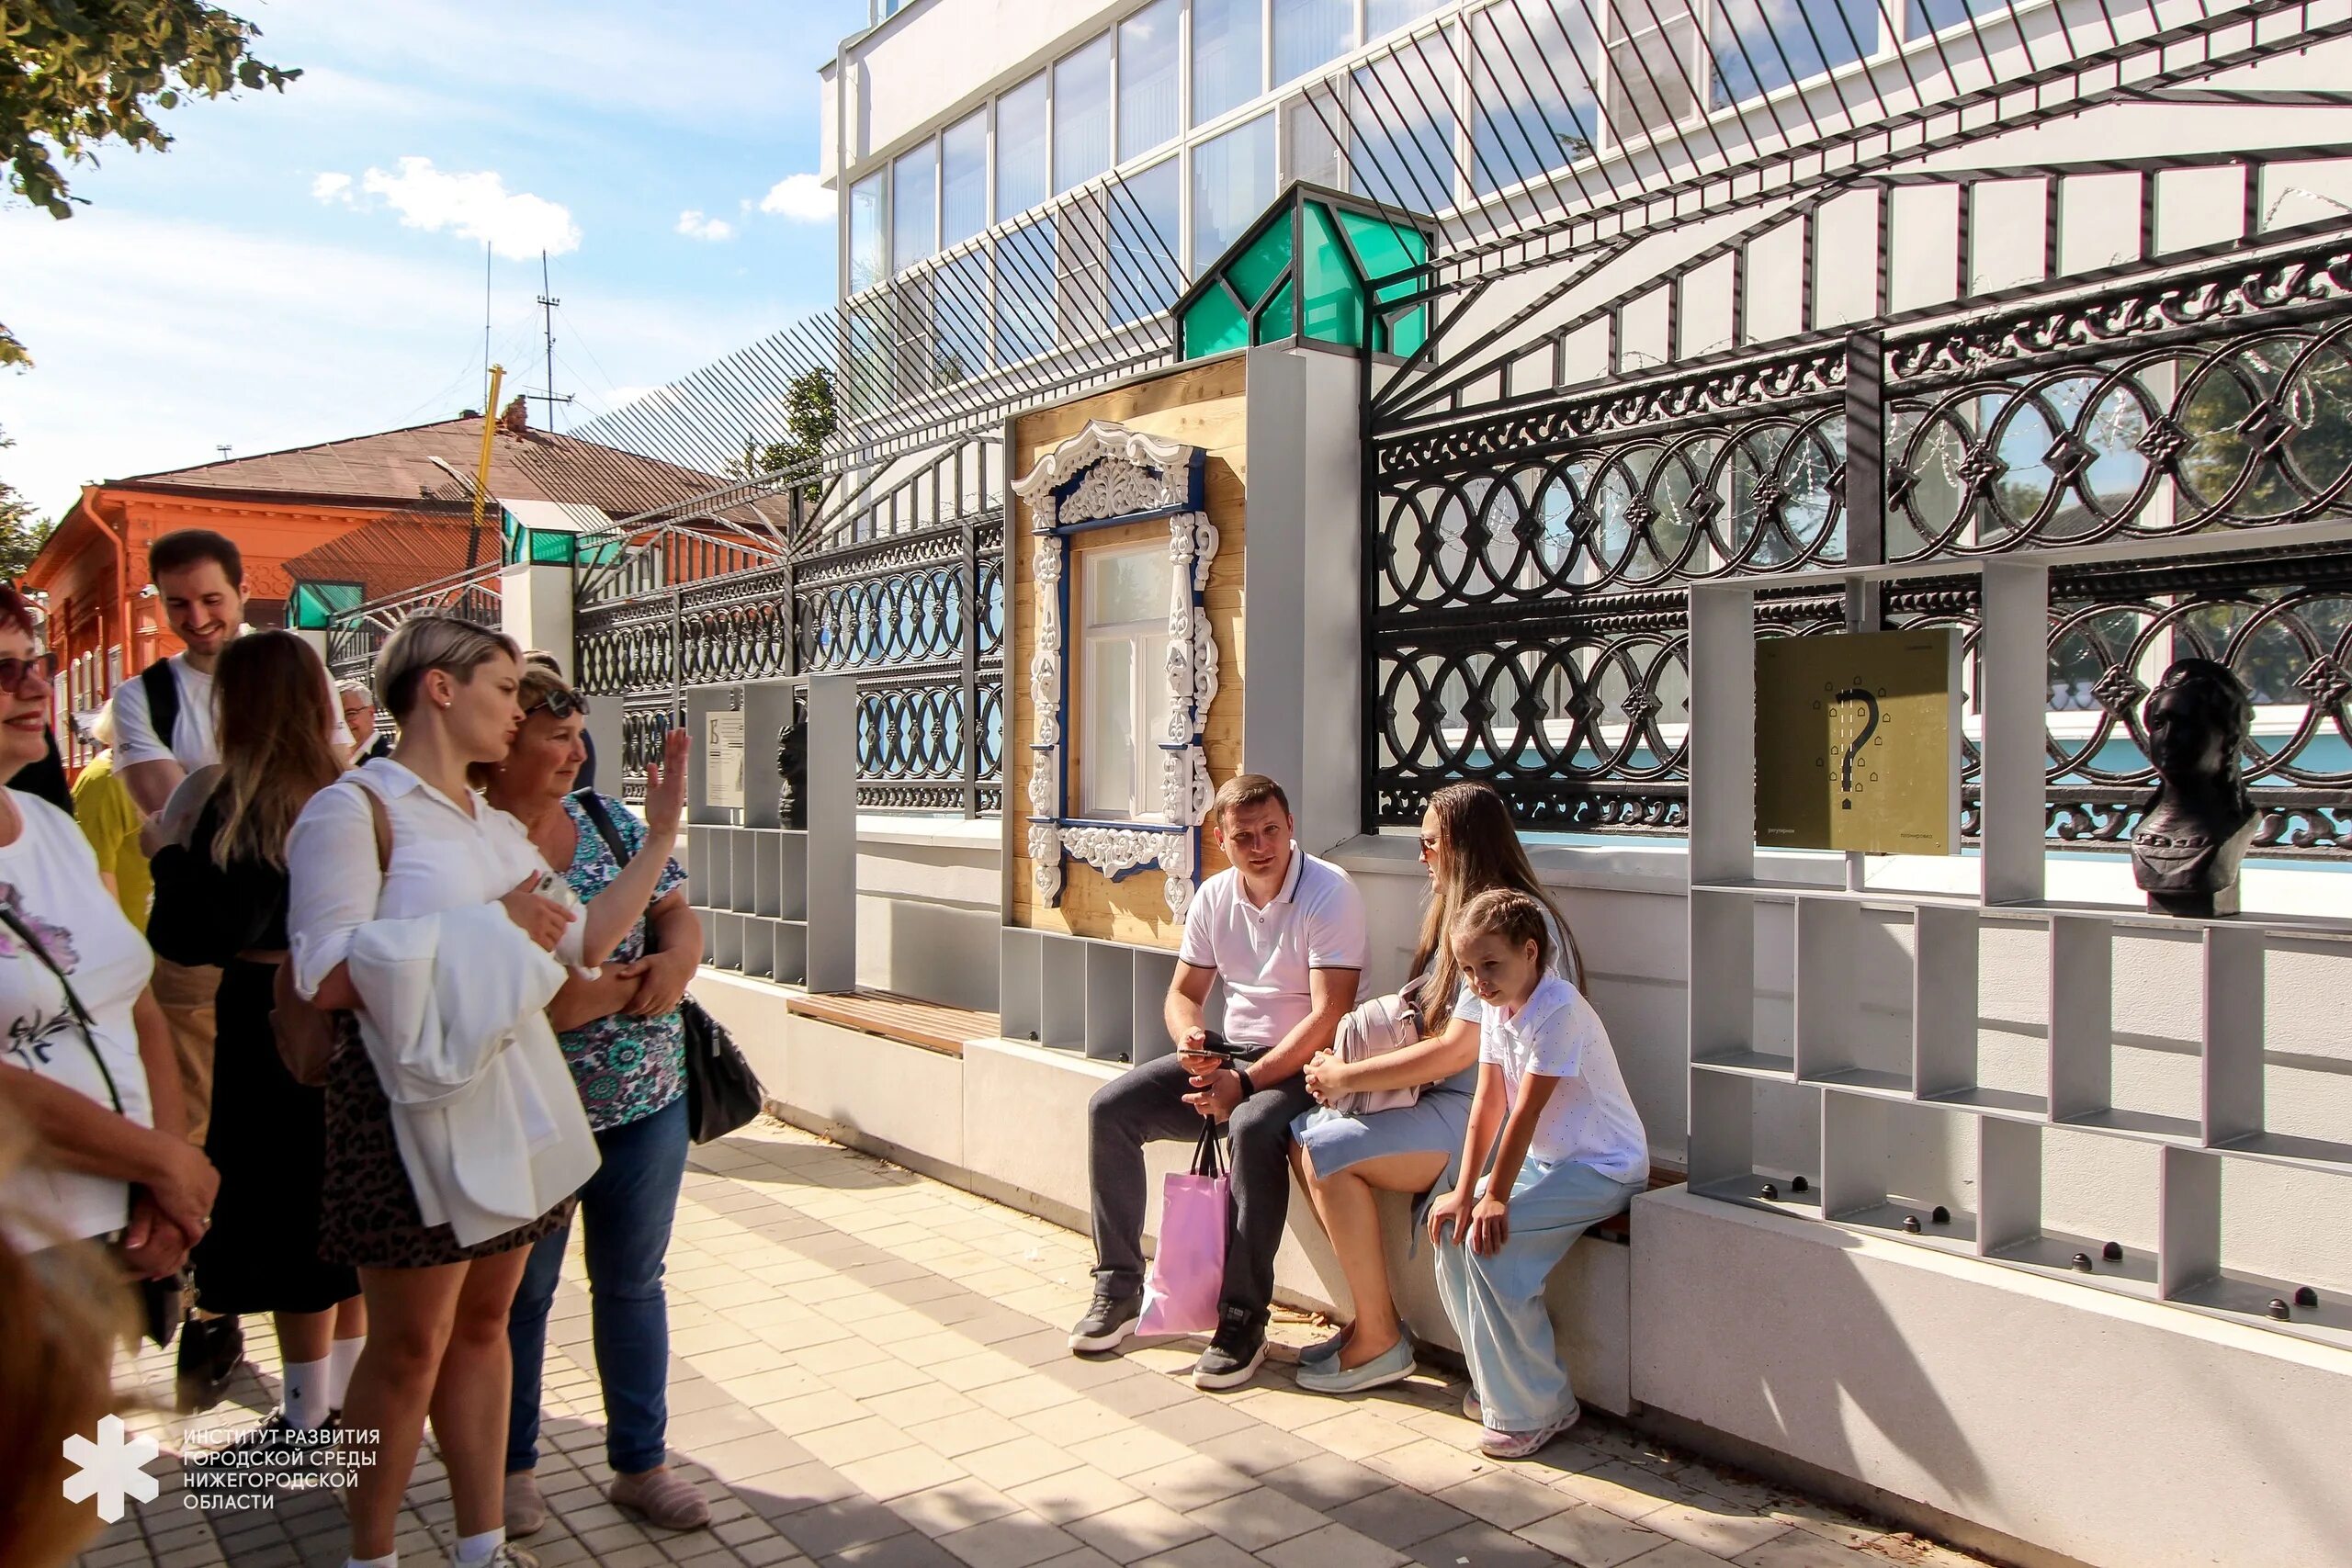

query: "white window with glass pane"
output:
1193 0 1263 126
892 142 937 273
942 108 989 246
1080 543 1175 821
1274 0 1352 86
1055 34 1113 192
998 72 1049 221
848 171 887 294
1118 0 1181 160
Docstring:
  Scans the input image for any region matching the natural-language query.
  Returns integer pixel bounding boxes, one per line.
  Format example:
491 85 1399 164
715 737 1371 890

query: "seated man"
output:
1073 774 1365 1390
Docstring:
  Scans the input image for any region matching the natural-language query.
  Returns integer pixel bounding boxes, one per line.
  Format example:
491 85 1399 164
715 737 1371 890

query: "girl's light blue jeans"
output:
1433 1157 1646 1433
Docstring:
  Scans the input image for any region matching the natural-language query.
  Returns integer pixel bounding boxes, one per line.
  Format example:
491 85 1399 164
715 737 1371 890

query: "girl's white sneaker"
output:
1478 1402 1581 1460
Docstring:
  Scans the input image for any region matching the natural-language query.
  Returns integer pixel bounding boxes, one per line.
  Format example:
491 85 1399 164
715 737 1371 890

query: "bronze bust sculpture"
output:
775 692 808 829
2132 658 2258 918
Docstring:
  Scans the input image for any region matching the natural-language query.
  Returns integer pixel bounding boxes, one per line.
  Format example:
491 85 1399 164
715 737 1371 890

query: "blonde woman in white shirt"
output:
288 615 678 1568
1426 887 1647 1461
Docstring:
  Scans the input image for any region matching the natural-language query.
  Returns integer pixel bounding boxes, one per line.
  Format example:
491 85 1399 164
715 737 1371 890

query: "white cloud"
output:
322 155 581 260
675 209 736 243
758 173 833 223
0 206 778 514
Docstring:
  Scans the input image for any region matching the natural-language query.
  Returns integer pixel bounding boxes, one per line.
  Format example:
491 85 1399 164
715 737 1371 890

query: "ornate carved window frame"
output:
1012 419 1219 922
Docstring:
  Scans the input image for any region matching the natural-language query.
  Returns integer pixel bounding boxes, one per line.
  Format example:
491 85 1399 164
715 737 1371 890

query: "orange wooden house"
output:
25 411 752 761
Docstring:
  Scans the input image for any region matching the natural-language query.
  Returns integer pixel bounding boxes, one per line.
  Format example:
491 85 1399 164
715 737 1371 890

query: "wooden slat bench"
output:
785 989 1001 1057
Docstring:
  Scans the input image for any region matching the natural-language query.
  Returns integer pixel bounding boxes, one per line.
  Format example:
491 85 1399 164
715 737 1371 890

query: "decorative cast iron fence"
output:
324 564 503 685
1367 235 2352 855
574 438 1007 815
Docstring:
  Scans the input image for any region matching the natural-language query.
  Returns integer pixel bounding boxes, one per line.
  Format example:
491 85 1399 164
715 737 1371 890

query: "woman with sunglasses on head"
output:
0 588 216 1296
147 631 367 1446
287 615 681 1568
480 667 705 1535
1285 780 1589 1395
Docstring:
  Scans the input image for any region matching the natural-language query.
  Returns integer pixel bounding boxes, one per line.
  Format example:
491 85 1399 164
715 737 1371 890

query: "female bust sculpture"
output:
2132 658 2258 918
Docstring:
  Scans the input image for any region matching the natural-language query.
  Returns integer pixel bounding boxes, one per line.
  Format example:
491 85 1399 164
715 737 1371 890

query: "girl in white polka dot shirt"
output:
1426 888 1647 1460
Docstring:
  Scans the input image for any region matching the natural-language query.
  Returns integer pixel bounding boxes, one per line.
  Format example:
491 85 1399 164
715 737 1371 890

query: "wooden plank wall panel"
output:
1009 353 1249 949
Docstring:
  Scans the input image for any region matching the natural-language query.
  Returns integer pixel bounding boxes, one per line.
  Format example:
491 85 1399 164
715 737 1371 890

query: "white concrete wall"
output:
854 818 1001 1010
833 0 1119 173
499 562 571 662
1634 1188 2352 1568
1243 345 1363 859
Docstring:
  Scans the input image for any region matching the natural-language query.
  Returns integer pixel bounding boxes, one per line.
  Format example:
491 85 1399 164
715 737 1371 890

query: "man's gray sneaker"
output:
1069 1291 1143 1353
1192 1307 1267 1391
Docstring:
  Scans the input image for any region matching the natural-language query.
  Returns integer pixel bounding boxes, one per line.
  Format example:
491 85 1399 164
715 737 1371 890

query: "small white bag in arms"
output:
1329 979 1429 1116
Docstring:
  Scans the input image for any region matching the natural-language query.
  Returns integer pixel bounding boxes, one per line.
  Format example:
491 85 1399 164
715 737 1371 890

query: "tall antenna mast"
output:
528 249 573 433
482 243 492 387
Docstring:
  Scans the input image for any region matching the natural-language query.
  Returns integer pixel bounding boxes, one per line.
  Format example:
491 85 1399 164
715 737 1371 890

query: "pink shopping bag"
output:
1137 1120 1229 1337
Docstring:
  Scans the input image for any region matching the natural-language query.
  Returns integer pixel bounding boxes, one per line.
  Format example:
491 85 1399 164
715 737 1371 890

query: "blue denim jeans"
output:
506 1093 690 1476
1433 1157 1646 1433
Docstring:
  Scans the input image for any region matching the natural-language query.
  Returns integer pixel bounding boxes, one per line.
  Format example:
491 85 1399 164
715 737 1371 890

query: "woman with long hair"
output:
481 666 703 1534
148 631 366 1443
287 615 684 1568
1286 780 1588 1393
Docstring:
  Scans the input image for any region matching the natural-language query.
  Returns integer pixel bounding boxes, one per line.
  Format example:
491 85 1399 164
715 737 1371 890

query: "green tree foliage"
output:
2 2 298 367
721 369 837 504
0 426 54 581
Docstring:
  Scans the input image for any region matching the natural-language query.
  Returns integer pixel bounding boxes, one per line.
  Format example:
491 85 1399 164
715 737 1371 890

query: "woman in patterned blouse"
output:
481 666 708 1536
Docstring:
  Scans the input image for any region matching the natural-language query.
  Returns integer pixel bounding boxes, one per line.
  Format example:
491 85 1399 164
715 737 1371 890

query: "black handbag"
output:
573 792 764 1144
1 902 187 1347
680 995 763 1144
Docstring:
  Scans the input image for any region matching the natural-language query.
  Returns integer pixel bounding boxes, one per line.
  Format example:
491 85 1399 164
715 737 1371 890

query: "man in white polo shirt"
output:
1072 774 1365 1390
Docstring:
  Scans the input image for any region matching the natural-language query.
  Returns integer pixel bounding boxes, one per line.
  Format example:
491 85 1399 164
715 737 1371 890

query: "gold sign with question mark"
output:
1756 628 1961 854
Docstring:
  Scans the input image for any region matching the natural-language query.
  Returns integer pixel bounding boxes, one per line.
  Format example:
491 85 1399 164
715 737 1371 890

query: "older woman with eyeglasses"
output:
480 666 706 1536
0 588 217 1290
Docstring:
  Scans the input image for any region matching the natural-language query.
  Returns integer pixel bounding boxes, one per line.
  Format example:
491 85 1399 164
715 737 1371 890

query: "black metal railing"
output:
324 565 503 685
575 441 1006 816
1366 233 2352 854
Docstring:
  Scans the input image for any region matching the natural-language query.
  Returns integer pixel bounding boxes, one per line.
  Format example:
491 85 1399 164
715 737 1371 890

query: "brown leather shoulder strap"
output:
364 784 392 874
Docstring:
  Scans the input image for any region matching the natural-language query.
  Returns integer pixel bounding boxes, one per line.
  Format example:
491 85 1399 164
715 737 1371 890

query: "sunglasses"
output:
525 688 590 719
0 651 58 698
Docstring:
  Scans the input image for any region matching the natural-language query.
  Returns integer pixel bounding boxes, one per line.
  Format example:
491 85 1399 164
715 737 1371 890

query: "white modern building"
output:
529 6 2352 1567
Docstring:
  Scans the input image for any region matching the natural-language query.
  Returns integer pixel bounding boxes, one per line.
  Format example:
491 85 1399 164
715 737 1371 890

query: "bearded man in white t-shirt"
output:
1071 774 1366 1391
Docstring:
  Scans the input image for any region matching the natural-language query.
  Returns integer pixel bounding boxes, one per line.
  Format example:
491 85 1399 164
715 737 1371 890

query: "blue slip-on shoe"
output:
1295 1334 1417 1394
1297 1327 1349 1368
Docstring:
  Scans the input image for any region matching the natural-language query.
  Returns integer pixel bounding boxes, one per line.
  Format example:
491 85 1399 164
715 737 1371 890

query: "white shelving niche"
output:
997 926 1217 1064
682 675 856 994
1687 553 2352 1353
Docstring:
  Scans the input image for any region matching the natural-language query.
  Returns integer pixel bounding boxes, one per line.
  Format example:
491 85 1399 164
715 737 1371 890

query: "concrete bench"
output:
1327 1162 1680 1416
707 984 1666 1419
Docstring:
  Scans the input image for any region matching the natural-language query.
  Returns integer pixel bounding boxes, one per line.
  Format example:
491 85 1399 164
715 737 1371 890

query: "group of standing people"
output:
1 528 1650 1563
1078 774 1647 1460
2 529 711 1568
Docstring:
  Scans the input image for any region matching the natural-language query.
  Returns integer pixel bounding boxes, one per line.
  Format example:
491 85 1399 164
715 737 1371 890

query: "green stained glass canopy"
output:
1174 182 1430 362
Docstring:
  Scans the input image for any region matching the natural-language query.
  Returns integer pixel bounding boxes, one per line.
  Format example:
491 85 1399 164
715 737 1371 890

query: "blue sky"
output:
0 0 871 517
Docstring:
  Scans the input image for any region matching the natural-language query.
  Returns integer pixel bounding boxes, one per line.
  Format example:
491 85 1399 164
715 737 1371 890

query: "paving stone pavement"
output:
72 1118 1991 1568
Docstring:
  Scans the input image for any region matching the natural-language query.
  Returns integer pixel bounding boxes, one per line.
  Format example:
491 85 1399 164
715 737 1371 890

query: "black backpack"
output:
141 660 182 753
